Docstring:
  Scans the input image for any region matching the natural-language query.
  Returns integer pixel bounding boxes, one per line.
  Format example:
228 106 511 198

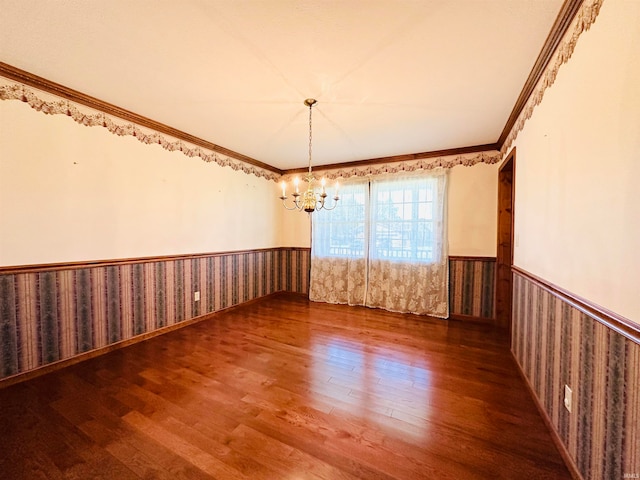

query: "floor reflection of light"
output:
311 337 431 440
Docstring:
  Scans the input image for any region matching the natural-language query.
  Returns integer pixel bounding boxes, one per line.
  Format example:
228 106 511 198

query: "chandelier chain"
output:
308 101 313 175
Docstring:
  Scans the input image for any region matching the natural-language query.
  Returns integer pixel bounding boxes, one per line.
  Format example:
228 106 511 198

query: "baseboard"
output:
0 291 286 390
448 313 495 324
275 291 309 299
510 350 583 480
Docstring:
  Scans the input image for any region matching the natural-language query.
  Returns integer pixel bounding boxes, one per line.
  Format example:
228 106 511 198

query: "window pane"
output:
312 175 444 264
370 177 438 263
312 182 368 259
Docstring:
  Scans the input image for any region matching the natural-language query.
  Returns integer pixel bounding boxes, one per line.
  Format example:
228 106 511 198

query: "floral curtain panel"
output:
309 181 369 306
310 171 449 318
366 173 448 316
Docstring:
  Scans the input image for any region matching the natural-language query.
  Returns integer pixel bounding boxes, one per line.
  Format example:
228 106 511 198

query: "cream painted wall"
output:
277 163 499 257
448 163 498 256
279 207 311 247
1 89 498 265
511 0 640 322
0 100 281 266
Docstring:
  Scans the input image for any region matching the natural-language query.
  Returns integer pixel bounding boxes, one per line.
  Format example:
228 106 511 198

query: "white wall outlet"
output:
564 385 572 413
194 291 200 302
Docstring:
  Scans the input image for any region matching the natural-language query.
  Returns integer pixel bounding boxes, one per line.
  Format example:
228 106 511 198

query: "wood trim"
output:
0 292 289 389
448 313 494 324
0 247 311 274
0 62 282 176
496 148 516 330
511 350 583 480
283 143 499 175
496 0 584 149
512 266 640 346
0 1 585 177
448 255 496 263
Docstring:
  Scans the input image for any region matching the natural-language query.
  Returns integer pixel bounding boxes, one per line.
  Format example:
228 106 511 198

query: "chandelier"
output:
279 99 339 213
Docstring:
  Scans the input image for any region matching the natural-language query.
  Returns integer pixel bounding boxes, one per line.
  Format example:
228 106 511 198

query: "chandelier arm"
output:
281 202 299 211
280 197 303 211
279 98 339 214
318 199 339 211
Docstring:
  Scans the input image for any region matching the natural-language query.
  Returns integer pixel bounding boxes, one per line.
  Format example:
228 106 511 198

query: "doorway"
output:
496 148 515 330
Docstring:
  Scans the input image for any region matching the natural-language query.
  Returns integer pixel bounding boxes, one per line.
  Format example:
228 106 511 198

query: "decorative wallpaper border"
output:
283 151 501 181
0 64 502 183
1 0 603 182
500 0 604 155
0 78 281 182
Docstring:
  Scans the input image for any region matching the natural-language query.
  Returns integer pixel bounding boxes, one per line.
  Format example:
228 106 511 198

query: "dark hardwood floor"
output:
0 294 571 479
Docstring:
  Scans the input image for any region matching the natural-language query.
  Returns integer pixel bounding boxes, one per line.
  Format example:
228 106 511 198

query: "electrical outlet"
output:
564 385 572 413
194 291 200 302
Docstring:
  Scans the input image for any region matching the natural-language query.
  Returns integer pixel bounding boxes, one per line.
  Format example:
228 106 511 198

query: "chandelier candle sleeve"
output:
279 99 340 213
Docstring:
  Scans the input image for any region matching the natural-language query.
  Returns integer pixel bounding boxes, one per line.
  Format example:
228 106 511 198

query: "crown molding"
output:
0 0 601 177
283 143 499 176
0 63 501 182
497 0 584 149
498 0 604 155
284 0 593 173
283 150 501 181
0 62 283 178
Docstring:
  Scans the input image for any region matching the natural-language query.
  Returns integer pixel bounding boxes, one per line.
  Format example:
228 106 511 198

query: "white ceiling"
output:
0 0 563 171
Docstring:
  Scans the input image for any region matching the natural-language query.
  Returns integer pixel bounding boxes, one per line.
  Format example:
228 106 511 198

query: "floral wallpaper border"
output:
500 0 604 156
0 74 502 183
286 151 502 182
0 79 280 182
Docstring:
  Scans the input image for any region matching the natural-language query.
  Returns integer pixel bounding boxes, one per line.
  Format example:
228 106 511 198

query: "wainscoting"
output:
512 269 639 480
0 248 309 383
0 250 495 385
449 256 495 321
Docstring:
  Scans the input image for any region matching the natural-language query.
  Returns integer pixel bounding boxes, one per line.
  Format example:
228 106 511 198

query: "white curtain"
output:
366 173 448 316
309 180 369 306
310 170 449 318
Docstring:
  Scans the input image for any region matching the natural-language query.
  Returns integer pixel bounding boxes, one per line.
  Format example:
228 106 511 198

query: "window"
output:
370 176 440 263
309 171 448 317
312 175 442 264
311 181 368 259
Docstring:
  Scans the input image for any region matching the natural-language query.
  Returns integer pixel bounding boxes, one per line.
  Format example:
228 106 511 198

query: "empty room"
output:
0 1 638 479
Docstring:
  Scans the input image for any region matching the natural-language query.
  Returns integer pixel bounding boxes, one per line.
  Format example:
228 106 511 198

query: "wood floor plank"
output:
0 294 571 479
